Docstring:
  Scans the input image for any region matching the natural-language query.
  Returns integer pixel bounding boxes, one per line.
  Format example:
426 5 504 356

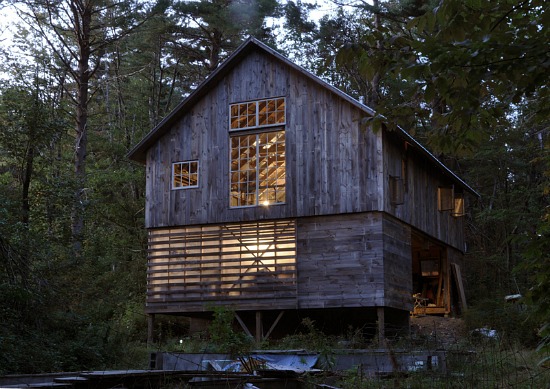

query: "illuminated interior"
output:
230 98 285 130
147 220 296 300
230 130 286 207
172 160 199 189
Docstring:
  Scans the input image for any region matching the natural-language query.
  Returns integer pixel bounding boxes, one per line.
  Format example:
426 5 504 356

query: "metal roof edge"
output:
395 124 480 197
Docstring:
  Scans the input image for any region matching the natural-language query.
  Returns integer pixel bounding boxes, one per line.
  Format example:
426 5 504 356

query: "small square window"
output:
172 160 199 189
389 176 404 205
453 192 465 217
438 186 454 212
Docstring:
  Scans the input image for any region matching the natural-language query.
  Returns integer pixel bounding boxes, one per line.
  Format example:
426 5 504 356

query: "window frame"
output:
229 128 286 208
229 97 286 131
438 186 454 212
452 191 465 217
172 160 200 190
438 185 465 217
389 175 405 205
228 97 287 208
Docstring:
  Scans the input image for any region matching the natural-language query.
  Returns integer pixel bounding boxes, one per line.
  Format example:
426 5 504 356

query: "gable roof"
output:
128 37 478 197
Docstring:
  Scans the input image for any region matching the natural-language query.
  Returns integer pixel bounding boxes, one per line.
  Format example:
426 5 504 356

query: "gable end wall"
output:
145 50 382 228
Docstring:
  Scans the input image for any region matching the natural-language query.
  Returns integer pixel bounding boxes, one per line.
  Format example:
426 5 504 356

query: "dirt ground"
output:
409 315 467 348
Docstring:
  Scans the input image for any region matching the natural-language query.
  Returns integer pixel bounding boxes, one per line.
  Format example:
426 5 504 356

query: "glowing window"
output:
230 130 285 207
172 160 199 189
230 98 285 130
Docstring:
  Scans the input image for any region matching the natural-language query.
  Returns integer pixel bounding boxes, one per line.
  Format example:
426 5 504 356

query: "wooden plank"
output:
296 213 386 309
451 263 468 310
264 311 285 340
235 313 253 338
146 220 298 313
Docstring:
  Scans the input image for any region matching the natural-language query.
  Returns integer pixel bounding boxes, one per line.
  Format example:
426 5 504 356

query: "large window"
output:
230 130 286 207
229 97 286 207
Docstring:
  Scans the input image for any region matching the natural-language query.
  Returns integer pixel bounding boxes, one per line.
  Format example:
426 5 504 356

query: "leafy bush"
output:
464 297 540 347
207 306 253 356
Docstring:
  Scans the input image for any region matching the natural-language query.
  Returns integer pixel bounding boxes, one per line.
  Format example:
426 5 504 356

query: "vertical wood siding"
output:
145 50 381 229
382 214 413 310
382 132 465 251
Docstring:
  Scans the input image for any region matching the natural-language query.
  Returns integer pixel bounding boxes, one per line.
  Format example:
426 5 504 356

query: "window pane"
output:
230 130 285 207
258 100 268 126
181 172 190 187
230 104 240 129
173 161 199 189
230 98 285 130
275 98 285 123
438 187 454 211
453 193 465 217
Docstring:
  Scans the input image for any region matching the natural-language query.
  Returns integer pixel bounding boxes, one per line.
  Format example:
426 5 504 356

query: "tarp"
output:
207 354 320 374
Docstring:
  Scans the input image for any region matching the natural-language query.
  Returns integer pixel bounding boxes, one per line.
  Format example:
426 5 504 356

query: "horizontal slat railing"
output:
146 219 297 312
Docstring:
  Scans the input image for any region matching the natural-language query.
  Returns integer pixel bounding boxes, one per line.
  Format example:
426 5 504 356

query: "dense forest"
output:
0 0 548 373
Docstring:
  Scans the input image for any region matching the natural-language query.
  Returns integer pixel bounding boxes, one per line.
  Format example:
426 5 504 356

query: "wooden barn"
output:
128 38 477 342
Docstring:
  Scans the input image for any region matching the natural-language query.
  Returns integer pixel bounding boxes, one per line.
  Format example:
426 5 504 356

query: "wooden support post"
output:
377 307 385 347
264 311 285 341
234 312 253 338
451 263 468 312
255 311 263 343
147 314 155 345
436 269 444 306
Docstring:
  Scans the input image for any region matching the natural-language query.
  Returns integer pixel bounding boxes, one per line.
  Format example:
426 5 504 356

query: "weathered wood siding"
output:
382 132 465 251
146 213 417 314
145 50 382 229
296 213 410 312
382 214 413 310
140 44 470 317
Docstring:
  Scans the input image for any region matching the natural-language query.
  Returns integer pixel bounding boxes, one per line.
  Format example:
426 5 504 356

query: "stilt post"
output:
377 307 385 347
147 314 155 345
255 311 263 342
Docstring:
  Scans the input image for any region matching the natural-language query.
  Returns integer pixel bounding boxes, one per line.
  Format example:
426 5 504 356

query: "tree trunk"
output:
70 0 92 259
368 0 381 108
19 141 34 285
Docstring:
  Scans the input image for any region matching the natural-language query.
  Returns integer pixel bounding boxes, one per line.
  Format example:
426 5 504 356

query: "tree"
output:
169 0 281 72
334 0 549 353
14 0 149 258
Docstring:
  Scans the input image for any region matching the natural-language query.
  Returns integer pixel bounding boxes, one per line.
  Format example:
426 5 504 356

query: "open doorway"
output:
411 232 451 315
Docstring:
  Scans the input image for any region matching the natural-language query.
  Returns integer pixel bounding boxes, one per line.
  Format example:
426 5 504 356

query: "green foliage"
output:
207 306 253 355
316 0 548 154
275 318 339 369
519 155 550 361
464 298 539 348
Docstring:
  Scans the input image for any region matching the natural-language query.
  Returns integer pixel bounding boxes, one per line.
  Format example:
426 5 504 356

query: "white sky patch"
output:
0 4 19 49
